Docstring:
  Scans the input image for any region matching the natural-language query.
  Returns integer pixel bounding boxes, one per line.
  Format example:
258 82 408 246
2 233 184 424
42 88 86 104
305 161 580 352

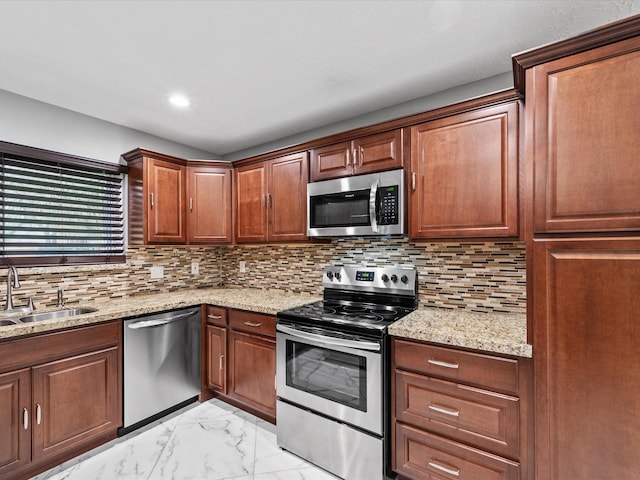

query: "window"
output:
1 141 127 266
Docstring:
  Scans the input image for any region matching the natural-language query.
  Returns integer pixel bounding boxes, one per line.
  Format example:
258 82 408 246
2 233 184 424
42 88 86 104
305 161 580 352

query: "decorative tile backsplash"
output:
3 238 525 314
225 238 526 314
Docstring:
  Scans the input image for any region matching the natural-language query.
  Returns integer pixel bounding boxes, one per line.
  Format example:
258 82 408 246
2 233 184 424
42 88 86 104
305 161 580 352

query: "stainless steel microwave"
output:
307 169 406 237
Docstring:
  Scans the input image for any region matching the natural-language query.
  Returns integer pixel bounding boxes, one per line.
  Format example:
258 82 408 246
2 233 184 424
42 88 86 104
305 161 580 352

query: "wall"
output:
0 89 220 164
5 239 525 315
222 72 513 161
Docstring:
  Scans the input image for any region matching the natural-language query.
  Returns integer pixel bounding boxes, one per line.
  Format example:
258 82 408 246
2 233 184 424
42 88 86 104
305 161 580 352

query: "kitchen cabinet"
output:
204 307 277 423
310 129 403 182
513 19 640 480
187 165 232 243
532 238 640 480
0 369 30 476
125 149 187 244
205 306 227 393
0 321 121 480
392 339 532 480
521 36 640 234
227 310 276 421
409 101 519 239
124 148 232 245
235 152 308 243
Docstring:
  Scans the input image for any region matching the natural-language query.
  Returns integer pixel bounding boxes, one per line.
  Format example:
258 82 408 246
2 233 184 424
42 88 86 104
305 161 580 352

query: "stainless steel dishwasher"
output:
120 307 201 434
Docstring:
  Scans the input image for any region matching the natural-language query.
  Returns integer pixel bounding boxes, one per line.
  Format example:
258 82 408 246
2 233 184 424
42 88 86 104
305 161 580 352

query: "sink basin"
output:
19 308 97 323
0 319 18 327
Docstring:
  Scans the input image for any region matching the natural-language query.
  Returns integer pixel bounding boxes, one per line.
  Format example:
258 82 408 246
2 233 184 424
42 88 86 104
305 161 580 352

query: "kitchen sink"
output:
19 307 97 323
0 319 18 326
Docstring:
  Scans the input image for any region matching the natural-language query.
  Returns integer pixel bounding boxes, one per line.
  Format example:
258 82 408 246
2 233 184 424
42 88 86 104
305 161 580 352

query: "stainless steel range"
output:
276 265 417 480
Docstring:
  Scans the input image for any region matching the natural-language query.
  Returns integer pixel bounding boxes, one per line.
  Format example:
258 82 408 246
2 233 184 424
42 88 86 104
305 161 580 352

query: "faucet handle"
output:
27 296 36 312
57 288 64 307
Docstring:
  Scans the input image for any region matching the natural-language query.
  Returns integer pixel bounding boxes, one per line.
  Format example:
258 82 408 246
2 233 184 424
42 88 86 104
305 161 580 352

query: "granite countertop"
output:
388 308 532 358
0 288 531 358
0 288 321 340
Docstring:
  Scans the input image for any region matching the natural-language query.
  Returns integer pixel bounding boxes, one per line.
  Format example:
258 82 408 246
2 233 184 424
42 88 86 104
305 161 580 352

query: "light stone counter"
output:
388 308 532 358
0 288 321 340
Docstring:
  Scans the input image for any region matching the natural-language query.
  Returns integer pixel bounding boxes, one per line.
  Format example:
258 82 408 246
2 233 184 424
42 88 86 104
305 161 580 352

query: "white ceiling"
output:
1 1 639 157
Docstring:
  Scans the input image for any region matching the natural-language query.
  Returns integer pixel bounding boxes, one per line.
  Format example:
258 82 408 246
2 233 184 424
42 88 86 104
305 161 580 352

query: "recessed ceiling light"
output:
169 94 190 108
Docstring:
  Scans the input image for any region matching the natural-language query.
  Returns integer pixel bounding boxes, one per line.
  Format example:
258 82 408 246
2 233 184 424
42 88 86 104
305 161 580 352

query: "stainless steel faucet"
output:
5 266 21 311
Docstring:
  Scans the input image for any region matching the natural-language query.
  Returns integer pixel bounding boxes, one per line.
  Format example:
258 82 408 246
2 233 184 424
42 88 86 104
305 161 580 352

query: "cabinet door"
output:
0 369 31 477
410 102 519 239
533 238 640 480
235 163 268 242
31 347 120 462
530 38 640 233
228 330 276 417
187 166 232 243
268 152 308 242
354 129 403 175
147 158 186 243
206 325 227 393
310 141 352 181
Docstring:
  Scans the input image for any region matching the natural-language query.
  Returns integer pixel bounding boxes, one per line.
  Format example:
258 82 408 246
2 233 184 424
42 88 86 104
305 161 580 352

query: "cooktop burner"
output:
277 265 418 336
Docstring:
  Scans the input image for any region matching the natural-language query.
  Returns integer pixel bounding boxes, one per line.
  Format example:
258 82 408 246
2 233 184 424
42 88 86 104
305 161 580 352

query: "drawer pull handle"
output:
429 459 460 477
208 315 223 320
428 358 459 369
428 404 460 417
219 354 224 370
23 408 28 430
36 403 42 425
244 321 262 327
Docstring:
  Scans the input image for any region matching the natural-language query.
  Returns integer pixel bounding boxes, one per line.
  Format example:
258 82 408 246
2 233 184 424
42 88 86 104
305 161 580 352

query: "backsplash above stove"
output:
4 239 525 314
224 238 526 314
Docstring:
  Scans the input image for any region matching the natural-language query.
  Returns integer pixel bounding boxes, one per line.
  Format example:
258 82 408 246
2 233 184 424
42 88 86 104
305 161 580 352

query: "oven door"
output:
276 322 383 435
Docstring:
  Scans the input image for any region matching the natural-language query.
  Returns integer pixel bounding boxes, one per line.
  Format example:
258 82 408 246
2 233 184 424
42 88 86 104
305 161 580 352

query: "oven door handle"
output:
277 324 381 352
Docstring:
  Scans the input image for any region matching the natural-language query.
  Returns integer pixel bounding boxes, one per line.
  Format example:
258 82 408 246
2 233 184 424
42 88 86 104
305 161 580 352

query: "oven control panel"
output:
323 265 416 296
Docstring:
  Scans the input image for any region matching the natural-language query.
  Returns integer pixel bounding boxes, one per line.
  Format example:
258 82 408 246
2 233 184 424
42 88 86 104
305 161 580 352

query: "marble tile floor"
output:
32 399 339 480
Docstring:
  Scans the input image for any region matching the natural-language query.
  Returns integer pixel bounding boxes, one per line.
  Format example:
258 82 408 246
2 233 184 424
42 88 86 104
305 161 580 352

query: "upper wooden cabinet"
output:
235 152 308 243
517 28 640 234
124 149 232 245
187 166 232 243
310 129 403 182
409 101 519 239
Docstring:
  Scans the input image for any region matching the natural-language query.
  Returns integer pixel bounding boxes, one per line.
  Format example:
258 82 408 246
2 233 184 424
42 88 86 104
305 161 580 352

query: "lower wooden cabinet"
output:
392 338 532 480
228 330 276 417
0 321 121 480
204 306 276 422
396 423 520 480
206 325 227 393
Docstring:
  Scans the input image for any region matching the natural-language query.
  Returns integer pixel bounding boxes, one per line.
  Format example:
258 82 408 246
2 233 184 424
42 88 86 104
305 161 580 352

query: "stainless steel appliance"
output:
120 307 201 434
307 169 406 237
276 265 417 480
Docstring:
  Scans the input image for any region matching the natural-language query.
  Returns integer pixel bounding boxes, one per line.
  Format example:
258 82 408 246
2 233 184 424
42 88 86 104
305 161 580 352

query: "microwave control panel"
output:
378 185 399 225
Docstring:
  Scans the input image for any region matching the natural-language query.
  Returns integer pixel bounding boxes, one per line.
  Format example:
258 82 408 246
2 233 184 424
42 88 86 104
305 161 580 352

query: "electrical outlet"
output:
150 266 164 279
239 261 246 273
191 262 199 275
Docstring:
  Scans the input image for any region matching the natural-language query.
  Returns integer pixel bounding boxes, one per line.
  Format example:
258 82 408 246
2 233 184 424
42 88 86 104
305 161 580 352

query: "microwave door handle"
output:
370 180 379 233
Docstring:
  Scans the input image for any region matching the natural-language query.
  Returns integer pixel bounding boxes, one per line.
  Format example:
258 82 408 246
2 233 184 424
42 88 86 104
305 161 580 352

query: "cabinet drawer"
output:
228 310 276 338
394 340 519 394
395 370 519 459
395 423 519 480
206 305 227 326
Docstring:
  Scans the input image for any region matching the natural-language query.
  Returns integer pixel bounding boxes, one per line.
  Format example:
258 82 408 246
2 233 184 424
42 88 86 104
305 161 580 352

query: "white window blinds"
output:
1 144 126 266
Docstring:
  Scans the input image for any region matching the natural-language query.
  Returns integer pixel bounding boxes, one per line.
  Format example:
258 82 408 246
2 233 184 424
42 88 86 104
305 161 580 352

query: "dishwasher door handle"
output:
126 310 199 330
